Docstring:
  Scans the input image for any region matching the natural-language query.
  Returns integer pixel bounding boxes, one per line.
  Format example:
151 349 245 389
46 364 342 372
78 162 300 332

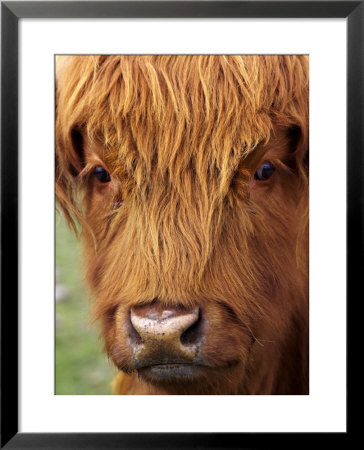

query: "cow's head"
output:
56 55 309 394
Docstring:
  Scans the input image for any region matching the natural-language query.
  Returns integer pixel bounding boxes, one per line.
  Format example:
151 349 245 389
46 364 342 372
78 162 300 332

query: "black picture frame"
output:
1 1 359 448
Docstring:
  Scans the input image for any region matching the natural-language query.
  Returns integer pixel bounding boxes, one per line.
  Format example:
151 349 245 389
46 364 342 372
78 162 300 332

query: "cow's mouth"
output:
137 363 208 382
136 361 240 385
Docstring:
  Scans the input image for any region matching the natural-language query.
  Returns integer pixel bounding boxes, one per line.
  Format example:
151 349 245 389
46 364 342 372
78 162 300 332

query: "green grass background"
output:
55 215 117 394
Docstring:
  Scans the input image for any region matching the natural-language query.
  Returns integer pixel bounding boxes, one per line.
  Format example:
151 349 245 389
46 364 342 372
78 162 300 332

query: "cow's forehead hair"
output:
56 55 308 163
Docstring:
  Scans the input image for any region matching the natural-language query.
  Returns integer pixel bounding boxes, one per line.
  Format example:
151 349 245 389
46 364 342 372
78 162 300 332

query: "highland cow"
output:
56 55 309 395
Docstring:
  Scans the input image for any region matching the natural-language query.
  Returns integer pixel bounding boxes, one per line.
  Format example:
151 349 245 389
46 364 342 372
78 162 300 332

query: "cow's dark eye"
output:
93 166 111 183
254 162 275 181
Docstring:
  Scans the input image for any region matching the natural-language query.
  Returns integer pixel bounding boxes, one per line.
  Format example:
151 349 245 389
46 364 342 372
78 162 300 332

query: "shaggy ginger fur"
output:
56 55 309 395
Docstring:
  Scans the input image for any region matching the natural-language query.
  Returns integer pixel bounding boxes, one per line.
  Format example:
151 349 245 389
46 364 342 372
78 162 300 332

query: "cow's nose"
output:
128 304 202 365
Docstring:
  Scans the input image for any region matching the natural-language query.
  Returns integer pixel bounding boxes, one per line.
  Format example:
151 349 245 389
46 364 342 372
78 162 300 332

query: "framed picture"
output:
1 1 358 447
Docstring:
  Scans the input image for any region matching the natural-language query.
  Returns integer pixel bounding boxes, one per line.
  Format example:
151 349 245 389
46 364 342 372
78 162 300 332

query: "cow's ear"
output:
288 125 309 176
55 122 86 234
68 127 86 176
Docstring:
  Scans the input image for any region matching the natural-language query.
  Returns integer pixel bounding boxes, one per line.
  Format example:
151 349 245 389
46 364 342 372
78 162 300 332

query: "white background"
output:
20 18 347 432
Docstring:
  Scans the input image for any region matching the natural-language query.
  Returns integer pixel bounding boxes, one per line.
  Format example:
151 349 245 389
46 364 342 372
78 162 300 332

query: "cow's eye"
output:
254 162 275 181
93 166 111 183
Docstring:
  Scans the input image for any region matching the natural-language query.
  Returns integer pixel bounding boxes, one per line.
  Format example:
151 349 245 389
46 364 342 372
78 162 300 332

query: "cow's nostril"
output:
180 309 203 346
127 311 143 346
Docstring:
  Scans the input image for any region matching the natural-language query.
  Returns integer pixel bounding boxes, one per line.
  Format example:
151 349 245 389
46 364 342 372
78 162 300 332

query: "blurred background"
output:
56 214 117 394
